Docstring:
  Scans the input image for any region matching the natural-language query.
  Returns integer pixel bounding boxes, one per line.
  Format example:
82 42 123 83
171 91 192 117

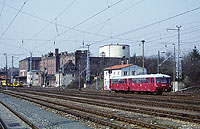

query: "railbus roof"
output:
110 74 170 79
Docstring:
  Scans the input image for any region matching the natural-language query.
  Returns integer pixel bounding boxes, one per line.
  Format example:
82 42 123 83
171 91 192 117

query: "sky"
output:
0 0 200 68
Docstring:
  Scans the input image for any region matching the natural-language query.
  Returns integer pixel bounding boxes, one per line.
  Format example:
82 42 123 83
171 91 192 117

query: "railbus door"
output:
150 77 156 92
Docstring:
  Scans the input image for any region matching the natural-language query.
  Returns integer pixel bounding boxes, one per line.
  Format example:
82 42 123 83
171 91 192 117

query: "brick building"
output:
39 48 126 87
40 49 87 75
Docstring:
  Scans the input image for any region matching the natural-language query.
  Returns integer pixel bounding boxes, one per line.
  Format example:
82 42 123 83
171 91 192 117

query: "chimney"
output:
127 60 129 64
55 48 59 55
121 61 124 65
55 48 60 73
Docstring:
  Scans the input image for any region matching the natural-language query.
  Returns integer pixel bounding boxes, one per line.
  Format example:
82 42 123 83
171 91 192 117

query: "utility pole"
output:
59 69 61 91
4 53 7 90
157 51 160 73
86 44 90 85
29 52 32 87
96 74 98 91
167 26 182 91
79 64 81 91
173 44 176 92
141 40 145 75
11 56 14 85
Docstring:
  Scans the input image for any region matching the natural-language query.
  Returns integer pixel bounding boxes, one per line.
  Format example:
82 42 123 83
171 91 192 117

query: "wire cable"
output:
91 5 200 46
20 0 78 48
45 0 144 52
0 0 5 17
0 0 28 40
31 0 125 51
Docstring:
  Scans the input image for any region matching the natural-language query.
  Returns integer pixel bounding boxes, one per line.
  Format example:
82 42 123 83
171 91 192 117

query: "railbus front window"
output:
156 78 169 83
156 78 161 83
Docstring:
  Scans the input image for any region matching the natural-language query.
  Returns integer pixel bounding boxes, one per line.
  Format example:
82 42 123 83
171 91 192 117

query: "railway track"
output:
0 117 7 129
15 88 200 114
20 87 200 105
0 101 39 129
20 90 200 123
11 87 200 103
69 90 200 106
5 90 200 125
33 89 200 112
3 90 175 129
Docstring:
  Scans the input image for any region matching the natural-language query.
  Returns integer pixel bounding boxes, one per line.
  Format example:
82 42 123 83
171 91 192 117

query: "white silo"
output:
99 44 130 58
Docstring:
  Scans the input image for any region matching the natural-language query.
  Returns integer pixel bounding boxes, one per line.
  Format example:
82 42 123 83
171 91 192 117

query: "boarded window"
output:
124 71 127 76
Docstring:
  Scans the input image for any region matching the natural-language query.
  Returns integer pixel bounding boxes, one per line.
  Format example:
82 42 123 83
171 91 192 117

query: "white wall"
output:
99 44 130 58
104 70 121 90
55 73 75 87
27 71 39 86
121 65 147 76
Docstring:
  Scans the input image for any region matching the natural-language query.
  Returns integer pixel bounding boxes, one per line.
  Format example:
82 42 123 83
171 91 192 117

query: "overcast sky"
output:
0 0 200 68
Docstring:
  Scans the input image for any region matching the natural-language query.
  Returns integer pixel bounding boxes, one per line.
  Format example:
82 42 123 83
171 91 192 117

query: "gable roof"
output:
104 64 134 70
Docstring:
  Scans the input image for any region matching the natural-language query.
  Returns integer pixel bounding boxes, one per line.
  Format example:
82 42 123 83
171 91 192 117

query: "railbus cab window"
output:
156 77 170 83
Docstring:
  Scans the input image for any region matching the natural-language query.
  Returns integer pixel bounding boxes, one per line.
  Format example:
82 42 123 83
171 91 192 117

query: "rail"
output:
0 101 39 129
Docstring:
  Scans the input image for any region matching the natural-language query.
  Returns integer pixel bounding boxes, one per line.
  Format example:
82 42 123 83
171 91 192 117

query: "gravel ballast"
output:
0 93 90 129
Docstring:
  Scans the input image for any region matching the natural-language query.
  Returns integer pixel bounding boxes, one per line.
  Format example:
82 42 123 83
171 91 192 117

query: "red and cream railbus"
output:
110 74 171 94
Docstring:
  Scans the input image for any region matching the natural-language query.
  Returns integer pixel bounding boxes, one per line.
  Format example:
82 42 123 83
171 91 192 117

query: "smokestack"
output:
55 48 60 73
55 48 59 55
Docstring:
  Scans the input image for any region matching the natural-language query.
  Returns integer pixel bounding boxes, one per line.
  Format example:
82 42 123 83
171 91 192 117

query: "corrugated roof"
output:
104 64 134 70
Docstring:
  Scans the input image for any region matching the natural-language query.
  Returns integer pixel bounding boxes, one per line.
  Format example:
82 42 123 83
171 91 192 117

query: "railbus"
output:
110 74 172 95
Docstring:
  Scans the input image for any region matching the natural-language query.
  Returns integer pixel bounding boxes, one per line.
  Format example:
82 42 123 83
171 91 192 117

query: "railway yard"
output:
0 87 200 129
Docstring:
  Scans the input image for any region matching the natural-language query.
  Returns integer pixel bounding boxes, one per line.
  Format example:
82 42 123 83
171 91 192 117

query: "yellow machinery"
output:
1 80 23 87
1 80 10 86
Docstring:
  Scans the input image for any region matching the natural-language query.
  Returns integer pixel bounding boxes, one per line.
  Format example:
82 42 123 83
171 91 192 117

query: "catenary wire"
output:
0 0 28 39
29 0 125 52
20 0 78 48
90 6 200 46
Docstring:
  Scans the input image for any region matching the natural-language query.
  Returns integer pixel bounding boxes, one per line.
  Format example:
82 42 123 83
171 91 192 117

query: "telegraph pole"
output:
29 52 32 87
141 40 145 74
86 44 90 85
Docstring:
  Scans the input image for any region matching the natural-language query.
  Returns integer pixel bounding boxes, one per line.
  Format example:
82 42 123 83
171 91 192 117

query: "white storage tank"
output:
99 44 130 58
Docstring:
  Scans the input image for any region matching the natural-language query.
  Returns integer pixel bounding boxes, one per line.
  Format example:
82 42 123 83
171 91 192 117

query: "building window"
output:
124 71 127 76
118 71 120 75
132 71 135 75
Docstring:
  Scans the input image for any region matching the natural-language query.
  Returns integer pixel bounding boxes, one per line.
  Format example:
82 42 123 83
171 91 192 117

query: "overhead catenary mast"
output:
86 44 90 84
11 56 14 85
176 25 182 81
29 52 32 87
167 25 182 91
